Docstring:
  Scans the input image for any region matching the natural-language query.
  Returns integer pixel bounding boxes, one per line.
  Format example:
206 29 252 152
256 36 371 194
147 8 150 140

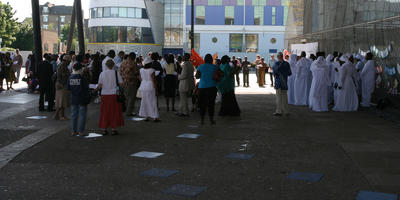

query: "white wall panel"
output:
89 18 150 27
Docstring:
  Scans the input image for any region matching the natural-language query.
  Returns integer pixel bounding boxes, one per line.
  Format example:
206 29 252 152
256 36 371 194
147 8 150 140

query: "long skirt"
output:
219 91 241 116
139 90 159 119
99 95 124 129
164 75 177 98
55 89 70 108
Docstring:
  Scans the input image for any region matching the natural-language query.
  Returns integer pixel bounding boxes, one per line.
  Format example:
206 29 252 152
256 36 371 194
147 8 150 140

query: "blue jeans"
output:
71 105 87 133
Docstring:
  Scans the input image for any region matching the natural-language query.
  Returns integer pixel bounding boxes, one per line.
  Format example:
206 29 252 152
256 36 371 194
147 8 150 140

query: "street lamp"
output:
190 0 194 50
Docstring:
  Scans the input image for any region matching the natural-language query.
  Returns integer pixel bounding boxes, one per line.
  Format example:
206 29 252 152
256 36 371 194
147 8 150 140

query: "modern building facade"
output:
183 0 289 60
87 0 163 55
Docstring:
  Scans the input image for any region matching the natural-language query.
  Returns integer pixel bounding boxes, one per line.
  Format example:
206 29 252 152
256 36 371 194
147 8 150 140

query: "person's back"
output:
309 57 330 111
333 60 358 112
273 60 291 90
68 72 90 105
197 63 217 89
38 60 53 86
139 68 155 91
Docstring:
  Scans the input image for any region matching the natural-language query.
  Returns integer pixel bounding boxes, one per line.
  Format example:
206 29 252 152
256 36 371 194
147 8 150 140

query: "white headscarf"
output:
326 54 334 62
340 53 351 62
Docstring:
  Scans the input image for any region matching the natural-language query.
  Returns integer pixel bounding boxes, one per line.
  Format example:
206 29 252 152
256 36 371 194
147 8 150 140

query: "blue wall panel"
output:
186 6 192 25
234 6 244 25
264 6 272 25
245 6 254 25
275 6 284 25
205 6 225 25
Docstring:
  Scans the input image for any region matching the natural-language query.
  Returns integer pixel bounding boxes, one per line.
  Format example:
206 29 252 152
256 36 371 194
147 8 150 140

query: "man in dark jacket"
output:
241 56 251 87
37 54 55 111
67 63 90 137
273 52 292 116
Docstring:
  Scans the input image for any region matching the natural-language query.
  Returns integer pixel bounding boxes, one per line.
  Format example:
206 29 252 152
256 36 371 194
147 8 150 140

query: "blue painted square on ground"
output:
225 153 255 160
130 151 164 158
141 168 179 178
356 191 398 200
177 133 201 139
163 184 207 197
286 171 324 182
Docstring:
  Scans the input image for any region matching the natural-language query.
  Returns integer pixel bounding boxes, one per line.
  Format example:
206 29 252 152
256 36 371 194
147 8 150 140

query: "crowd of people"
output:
271 51 376 116
1 48 377 135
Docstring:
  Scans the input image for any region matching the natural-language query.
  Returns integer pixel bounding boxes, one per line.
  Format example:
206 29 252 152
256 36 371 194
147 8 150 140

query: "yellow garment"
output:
165 63 176 75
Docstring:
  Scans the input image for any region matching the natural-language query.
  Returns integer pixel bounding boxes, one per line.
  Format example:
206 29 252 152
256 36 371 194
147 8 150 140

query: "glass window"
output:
208 0 222 5
136 8 142 18
171 14 181 28
237 0 244 6
229 34 243 52
111 7 119 17
142 9 148 19
119 8 127 17
254 6 263 25
103 27 119 42
245 34 258 53
127 27 142 43
187 0 191 6
195 6 205 24
252 0 266 6
60 16 65 23
43 7 49 13
142 27 154 43
97 8 103 18
43 15 48 23
42 24 48 29
128 8 135 18
225 6 234 25
91 8 97 18
103 7 111 17
44 43 49 52
96 27 103 42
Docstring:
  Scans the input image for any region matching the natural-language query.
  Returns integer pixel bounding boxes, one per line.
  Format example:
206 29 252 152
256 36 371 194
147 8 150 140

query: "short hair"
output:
277 52 283 57
76 54 84 63
106 59 115 69
167 54 175 64
107 50 116 58
128 52 136 60
151 52 159 61
118 51 125 56
366 52 373 60
183 53 190 60
204 54 213 64
301 51 306 57
221 55 230 64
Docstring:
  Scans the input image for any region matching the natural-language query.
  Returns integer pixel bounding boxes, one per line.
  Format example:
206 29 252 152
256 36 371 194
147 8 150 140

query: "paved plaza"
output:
0 74 399 199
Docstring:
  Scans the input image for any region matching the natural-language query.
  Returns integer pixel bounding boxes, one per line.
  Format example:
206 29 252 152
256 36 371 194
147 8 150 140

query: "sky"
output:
2 0 90 22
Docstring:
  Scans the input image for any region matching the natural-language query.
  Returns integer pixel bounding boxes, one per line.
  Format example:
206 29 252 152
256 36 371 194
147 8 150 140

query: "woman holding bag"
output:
97 59 125 135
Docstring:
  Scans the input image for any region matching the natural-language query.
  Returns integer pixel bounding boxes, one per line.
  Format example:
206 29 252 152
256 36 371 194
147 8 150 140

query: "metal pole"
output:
66 1 76 53
75 0 85 55
190 0 194 50
31 0 42 74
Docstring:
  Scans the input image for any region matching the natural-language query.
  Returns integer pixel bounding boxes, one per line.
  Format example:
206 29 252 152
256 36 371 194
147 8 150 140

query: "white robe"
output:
360 60 376 107
294 57 312 106
139 68 160 119
332 60 342 103
288 54 297 105
308 57 330 112
333 61 359 112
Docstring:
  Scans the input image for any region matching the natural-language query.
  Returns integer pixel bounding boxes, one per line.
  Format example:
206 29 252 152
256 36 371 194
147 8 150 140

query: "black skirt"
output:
219 91 241 116
164 74 177 98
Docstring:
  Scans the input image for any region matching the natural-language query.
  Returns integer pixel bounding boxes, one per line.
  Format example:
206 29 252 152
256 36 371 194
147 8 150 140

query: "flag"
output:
190 48 204 67
212 53 218 65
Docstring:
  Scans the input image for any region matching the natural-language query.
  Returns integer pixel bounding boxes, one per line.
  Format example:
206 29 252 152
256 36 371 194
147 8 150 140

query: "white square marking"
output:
130 151 164 158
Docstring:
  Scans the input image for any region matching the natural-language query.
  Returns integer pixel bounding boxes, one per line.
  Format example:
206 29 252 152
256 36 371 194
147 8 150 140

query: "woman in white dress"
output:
333 54 359 112
287 54 297 105
138 58 160 121
294 52 312 106
308 55 330 112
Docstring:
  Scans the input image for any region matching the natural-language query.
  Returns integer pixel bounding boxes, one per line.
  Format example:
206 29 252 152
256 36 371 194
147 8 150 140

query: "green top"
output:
217 63 235 94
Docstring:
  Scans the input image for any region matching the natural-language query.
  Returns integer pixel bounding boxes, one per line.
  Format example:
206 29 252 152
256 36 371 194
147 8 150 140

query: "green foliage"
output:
61 23 79 51
0 2 18 47
11 18 34 51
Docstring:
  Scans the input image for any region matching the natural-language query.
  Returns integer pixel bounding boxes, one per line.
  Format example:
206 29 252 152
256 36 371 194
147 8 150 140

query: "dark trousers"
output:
39 86 54 110
269 73 274 86
243 72 249 87
235 72 240 86
198 87 217 121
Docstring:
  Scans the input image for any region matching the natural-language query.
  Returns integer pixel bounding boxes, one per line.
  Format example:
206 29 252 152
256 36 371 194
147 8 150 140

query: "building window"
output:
119 8 127 17
208 0 222 5
97 8 103 18
53 43 58 54
128 8 135 18
42 24 48 29
245 34 258 53
43 15 48 23
225 6 234 25
195 6 205 25
91 8 97 18
127 27 141 43
89 26 155 44
229 34 243 52
44 43 49 52
135 8 142 19
43 7 49 13
237 0 244 6
60 16 65 23
254 6 263 25
272 7 276 25
103 7 111 17
110 7 119 17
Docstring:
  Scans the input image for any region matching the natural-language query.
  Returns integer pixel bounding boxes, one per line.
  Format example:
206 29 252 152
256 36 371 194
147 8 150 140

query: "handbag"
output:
115 70 127 112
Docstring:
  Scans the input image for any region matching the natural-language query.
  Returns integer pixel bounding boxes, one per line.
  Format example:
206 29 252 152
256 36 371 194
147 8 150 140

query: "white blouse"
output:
98 69 123 95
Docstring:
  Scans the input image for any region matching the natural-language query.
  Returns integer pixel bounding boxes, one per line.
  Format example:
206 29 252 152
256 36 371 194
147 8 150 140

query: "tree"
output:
11 18 34 51
0 2 18 47
60 23 78 51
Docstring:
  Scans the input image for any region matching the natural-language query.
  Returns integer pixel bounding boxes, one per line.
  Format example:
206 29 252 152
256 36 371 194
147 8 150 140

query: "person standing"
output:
258 58 267 87
195 54 218 125
54 55 71 120
102 50 116 72
120 52 139 116
360 52 376 107
308 53 330 112
12 49 23 84
273 52 292 116
232 56 241 86
254 55 261 85
177 53 195 117
287 54 298 105
98 59 125 135
38 54 55 111
242 56 250 87
138 58 160 121
333 54 359 112
294 52 312 106
151 53 163 99
164 54 178 111
218 55 241 116
3 53 15 90
67 63 90 137
268 54 276 87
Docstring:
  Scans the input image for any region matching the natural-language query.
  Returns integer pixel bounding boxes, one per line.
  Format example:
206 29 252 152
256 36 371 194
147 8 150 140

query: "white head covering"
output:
289 54 297 63
326 54 334 62
340 53 351 62
355 54 363 61
143 57 152 65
